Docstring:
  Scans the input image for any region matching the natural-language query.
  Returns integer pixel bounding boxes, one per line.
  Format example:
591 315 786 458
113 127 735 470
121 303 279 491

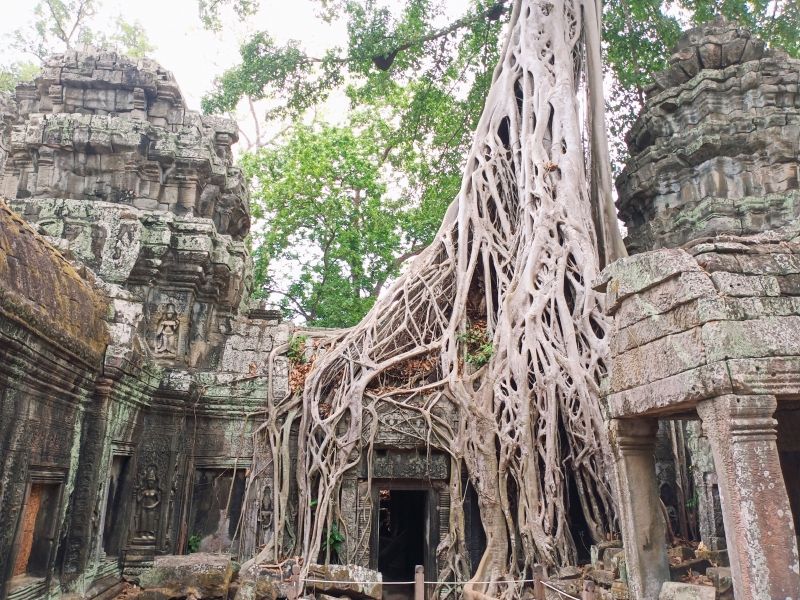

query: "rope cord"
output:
542 581 582 600
302 576 581 594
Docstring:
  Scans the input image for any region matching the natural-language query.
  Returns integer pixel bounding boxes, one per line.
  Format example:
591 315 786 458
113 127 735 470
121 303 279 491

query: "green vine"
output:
187 533 202 553
323 522 346 563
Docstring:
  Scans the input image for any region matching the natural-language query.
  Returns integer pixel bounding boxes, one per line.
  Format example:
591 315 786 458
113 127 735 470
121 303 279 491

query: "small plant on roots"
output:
287 334 309 363
323 522 346 563
458 322 494 368
187 533 201 553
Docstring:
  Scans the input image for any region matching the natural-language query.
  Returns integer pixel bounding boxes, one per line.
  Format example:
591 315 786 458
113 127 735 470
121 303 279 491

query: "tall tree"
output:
203 0 799 323
243 118 432 327
249 2 624 596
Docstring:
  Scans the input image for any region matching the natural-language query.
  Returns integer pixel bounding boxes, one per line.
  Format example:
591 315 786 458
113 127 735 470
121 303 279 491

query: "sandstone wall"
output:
0 50 292 599
616 17 800 253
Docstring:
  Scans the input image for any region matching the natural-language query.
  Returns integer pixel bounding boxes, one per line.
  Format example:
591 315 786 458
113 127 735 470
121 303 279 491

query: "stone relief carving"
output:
258 484 273 545
153 304 179 356
134 465 162 540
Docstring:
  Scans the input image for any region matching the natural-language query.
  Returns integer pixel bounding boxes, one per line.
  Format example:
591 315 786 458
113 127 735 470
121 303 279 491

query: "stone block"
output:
138 554 234 599
611 327 706 392
669 558 712 580
710 272 779 297
702 316 800 362
605 361 732 418
305 564 382 600
614 270 716 330
668 546 695 561
659 582 716 600
706 567 733 599
597 249 701 310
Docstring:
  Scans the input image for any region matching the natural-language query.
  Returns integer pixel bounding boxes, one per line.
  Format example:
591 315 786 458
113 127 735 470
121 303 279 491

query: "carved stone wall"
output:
0 50 293 600
605 18 800 599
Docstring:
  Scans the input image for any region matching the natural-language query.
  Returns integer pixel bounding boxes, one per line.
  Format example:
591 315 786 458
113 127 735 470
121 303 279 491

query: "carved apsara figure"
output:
135 465 162 540
258 485 273 545
154 303 179 355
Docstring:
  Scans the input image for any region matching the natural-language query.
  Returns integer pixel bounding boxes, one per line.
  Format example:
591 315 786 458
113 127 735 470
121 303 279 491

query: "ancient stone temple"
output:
2 16 800 600
0 51 292 599
602 17 800 599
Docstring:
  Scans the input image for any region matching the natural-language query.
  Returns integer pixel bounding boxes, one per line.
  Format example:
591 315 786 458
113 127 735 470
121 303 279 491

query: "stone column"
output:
697 394 800 599
610 418 670 599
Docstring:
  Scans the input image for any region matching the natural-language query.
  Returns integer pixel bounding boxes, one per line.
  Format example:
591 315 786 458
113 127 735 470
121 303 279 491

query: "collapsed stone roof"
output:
0 197 108 364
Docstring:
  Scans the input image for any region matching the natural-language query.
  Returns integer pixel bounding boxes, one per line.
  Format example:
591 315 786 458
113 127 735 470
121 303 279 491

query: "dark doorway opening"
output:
103 455 131 556
776 403 800 543
377 489 426 598
463 479 486 576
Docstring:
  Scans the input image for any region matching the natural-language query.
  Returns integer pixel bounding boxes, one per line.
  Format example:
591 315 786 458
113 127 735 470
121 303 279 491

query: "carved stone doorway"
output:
103 455 132 557
373 485 437 600
11 480 61 580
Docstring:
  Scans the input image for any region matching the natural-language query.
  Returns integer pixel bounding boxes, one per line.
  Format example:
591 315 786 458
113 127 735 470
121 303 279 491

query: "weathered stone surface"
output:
138 554 234 599
658 581 716 600
604 20 800 600
0 198 108 362
0 48 292 598
305 564 382 600
616 16 800 253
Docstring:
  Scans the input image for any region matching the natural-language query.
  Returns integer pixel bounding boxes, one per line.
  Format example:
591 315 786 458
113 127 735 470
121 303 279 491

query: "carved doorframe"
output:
6 467 66 593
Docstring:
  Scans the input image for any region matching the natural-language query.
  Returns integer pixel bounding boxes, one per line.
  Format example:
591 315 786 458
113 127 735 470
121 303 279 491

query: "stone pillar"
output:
610 418 670 599
697 394 800 599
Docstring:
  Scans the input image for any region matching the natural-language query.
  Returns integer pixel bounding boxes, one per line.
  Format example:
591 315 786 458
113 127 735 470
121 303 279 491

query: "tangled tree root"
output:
253 1 626 597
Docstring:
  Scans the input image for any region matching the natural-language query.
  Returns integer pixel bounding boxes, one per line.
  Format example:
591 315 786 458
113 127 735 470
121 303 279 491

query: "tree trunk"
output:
259 1 623 595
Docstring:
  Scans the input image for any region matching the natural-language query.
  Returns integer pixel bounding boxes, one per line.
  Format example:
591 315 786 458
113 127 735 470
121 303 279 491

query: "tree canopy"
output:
242 118 426 327
0 0 155 92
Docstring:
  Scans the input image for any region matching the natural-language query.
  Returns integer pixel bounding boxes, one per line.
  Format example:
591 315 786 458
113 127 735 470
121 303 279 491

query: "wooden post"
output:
533 564 545 600
414 565 425 600
288 563 301 600
582 579 596 600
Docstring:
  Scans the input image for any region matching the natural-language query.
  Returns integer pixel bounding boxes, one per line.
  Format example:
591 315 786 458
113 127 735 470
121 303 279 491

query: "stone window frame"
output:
8 467 67 592
186 458 252 555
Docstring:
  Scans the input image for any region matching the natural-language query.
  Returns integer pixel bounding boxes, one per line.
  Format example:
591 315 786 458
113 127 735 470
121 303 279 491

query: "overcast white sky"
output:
0 0 471 115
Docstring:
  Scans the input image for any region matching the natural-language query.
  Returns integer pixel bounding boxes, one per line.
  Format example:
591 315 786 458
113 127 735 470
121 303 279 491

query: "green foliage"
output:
458 325 493 368
603 0 800 171
323 522 346 562
204 0 800 322
7 0 155 63
206 1 510 327
187 533 202 553
102 17 155 58
242 117 436 327
0 62 41 92
287 334 309 364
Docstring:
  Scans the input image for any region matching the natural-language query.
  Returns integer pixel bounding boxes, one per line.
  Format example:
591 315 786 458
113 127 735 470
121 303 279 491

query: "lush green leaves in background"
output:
243 119 425 327
214 0 509 326
604 0 800 168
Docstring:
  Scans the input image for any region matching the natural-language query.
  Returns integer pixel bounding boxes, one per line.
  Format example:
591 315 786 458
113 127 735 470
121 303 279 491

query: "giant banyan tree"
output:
255 0 626 597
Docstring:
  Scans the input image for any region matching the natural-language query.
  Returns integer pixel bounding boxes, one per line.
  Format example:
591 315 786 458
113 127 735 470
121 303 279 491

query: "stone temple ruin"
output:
0 16 799 600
